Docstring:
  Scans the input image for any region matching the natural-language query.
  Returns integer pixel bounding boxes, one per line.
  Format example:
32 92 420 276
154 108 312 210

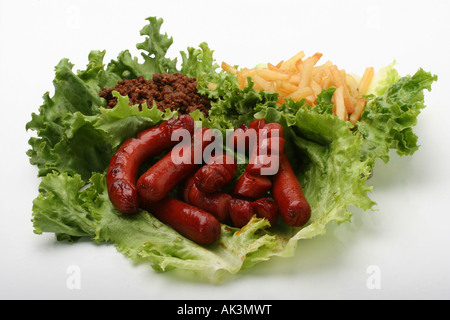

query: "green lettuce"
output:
26 16 437 283
357 68 437 164
32 172 96 242
367 61 401 96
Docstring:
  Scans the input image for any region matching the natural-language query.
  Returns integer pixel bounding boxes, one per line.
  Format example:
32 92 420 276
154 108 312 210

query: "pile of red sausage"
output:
106 115 311 245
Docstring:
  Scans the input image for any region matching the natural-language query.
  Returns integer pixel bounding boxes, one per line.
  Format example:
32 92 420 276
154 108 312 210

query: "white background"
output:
1 0 449 300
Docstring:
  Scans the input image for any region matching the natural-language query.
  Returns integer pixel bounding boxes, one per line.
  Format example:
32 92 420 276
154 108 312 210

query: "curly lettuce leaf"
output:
107 17 178 80
367 61 401 96
180 42 217 80
26 54 113 179
357 68 437 164
32 172 96 242
206 78 279 131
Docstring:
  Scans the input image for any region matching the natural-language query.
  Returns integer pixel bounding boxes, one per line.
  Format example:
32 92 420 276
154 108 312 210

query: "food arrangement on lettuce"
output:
26 16 437 282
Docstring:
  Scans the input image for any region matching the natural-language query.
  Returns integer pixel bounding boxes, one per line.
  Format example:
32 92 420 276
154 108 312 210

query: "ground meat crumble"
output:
99 73 211 116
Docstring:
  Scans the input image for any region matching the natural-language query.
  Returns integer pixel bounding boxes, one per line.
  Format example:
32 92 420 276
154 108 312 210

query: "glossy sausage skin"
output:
183 175 231 223
194 154 237 193
232 119 273 198
229 123 249 153
247 137 286 176
249 118 267 131
232 171 272 199
106 115 195 214
230 119 266 153
140 196 221 245
260 122 285 137
252 198 279 226
247 122 285 175
137 127 213 203
229 197 279 228
272 152 311 227
228 198 254 228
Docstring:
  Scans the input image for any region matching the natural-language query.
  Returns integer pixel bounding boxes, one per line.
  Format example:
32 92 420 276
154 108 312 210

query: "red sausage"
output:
232 119 274 198
249 118 267 131
246 118 267 160
247 123 285 176
231 170 272 199
106 115 194 214
228 196 279 228
229 123 249 152
260 122 285 137
228 198 254 228
231 119 266 153
194 154 237 193
247 137 286 176
252 198 279 226
140 196 221 245
183 175 231 223
272 152 311 227
137 127 214 203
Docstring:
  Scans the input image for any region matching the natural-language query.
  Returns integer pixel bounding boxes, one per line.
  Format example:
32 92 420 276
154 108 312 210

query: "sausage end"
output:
282 201 311 227
108 180 140 215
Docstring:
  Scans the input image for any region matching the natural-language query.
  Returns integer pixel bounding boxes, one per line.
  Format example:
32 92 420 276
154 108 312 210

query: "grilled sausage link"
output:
246 122 285 176
272 152 311 227
232 120 287 198
183 175 232 223
106 115 194 214
252 198 279 226
232 119 272 198
228 197 279 228
228 198 254 228
140 196 221 245
193 154 237 193
137 127 214 203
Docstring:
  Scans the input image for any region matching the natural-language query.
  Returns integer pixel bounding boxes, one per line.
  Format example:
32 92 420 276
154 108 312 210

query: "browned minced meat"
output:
99 73 211 116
